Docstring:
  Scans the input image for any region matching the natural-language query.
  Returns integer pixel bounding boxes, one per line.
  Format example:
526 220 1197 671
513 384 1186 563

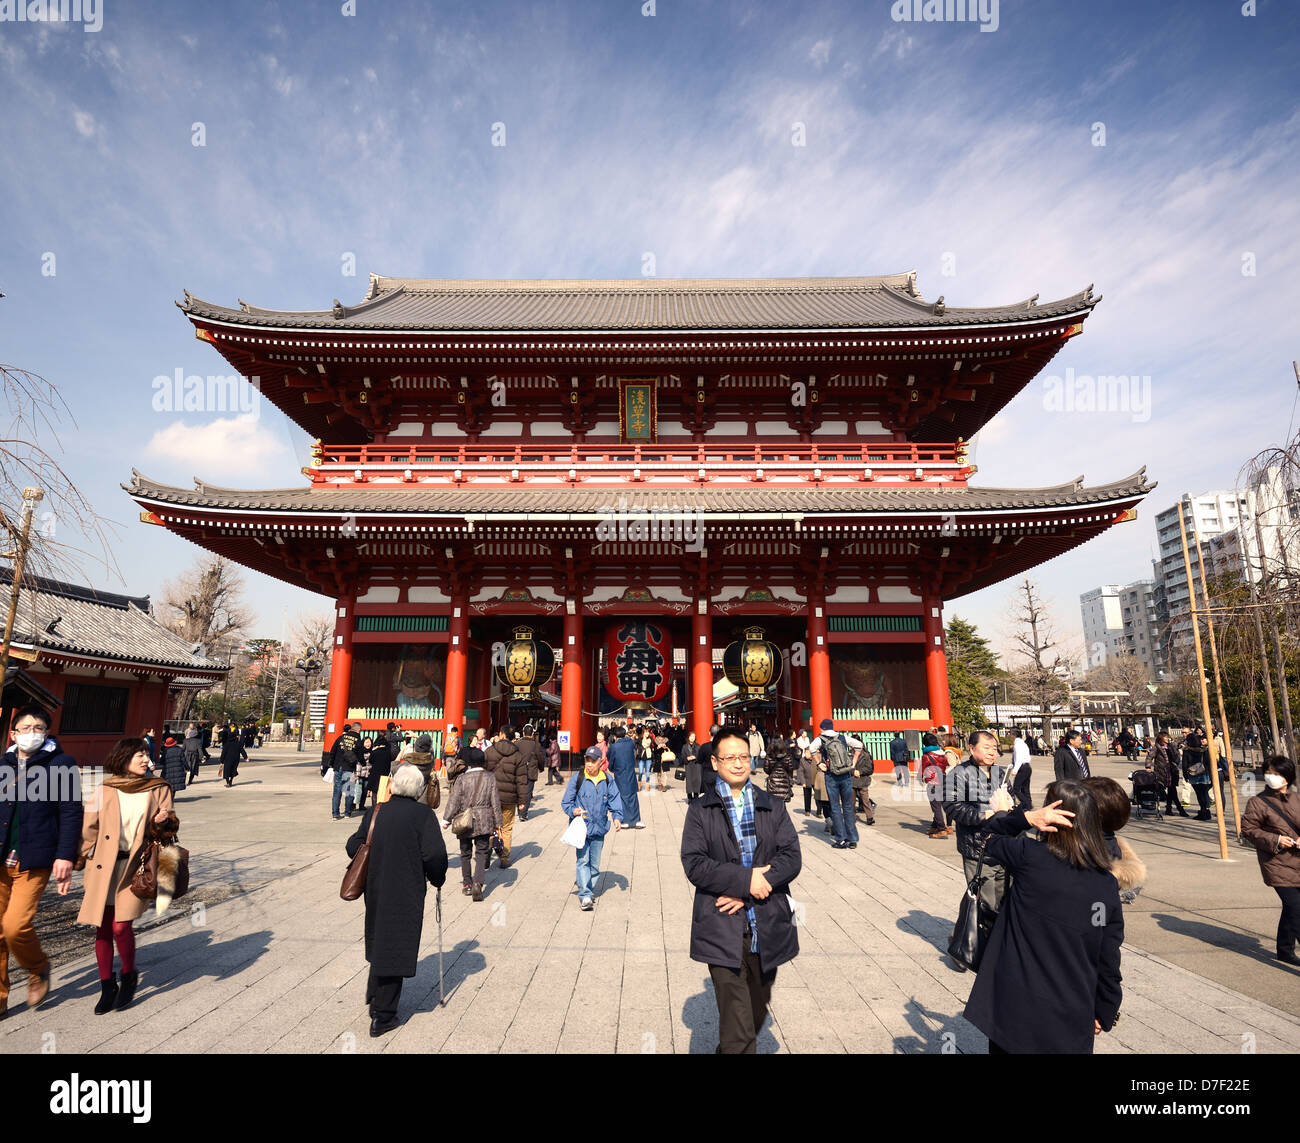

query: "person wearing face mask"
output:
0 704 83 1015
1241 756 1300 966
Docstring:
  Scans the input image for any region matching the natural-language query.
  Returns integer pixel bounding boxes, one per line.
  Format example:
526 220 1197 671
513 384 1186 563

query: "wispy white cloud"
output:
143 414 290 484
809 38 831 67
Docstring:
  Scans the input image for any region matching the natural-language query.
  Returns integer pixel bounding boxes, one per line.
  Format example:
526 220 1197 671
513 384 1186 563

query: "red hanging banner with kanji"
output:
604 620 672 703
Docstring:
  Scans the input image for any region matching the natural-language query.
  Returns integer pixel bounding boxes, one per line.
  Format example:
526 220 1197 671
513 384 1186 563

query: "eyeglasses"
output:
716 753 751 764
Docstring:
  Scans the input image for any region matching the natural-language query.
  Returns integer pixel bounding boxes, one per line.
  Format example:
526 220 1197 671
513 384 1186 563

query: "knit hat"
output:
819 718 834 731
463 747 485 768
415 734 433 753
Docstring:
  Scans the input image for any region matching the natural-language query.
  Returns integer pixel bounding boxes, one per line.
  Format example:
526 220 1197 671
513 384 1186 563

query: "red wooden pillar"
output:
691 606 714 743
923 596 953 730
325 598 361 748
560 604 583 751
323 594 355 751
808 595 832 730
444 592 469 736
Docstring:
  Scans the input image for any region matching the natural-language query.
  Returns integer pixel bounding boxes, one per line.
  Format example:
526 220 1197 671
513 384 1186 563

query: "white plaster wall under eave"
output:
408 586 450 603
386 422 425 437
826 584 872 603
475 421 525 438
877 586 921 602
358 586 401 603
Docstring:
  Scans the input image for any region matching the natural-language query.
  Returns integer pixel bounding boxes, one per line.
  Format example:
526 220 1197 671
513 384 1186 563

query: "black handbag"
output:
948 839 999 972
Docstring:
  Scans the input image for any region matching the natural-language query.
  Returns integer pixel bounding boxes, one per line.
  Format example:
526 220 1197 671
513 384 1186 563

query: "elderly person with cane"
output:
345 762 448 1037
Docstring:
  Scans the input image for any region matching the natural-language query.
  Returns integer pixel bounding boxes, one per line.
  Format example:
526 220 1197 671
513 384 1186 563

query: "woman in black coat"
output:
219 729 247 787
682 733 704 801
963 779 1123 1054
346 763 448 1037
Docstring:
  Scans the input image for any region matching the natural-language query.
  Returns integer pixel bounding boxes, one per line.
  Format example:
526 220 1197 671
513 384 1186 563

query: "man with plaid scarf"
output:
681 727 802 1053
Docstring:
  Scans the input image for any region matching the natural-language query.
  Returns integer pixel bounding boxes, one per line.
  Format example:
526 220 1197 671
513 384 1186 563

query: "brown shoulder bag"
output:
340 803 382 901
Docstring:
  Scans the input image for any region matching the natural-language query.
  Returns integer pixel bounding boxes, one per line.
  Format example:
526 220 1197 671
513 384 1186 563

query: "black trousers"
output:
1193 783 1212 815
802 787 814 813
1276 887 1300 956
708 938 776 1054
366 966 402 1021
1163 782 1185 814
928 795 948 831
460 833 490 887
546 766 562 785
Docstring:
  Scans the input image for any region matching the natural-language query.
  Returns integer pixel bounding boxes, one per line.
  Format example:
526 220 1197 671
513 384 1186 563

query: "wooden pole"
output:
1252 490 1296 757
1241 488 1283 756
0 488 44 686
1178 502 1229 859
1193 531 1241 836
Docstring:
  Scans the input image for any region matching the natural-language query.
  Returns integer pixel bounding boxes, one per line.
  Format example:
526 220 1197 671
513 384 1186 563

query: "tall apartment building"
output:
1153 464 1299 669
1079 579 1163 678
1117 579 1163 678
1080 585 1125 668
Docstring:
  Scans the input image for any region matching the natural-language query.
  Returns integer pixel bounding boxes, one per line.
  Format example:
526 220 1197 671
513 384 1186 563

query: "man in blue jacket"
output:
561 745 623 911
0 704 83 1013
607 725 642 829
681 727 802 1053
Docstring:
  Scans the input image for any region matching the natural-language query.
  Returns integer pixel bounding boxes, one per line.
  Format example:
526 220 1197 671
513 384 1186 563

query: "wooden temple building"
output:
125 273 1151 767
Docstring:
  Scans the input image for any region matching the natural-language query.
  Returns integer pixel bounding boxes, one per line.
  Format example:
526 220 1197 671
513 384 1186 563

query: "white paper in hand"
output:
561 816 588 848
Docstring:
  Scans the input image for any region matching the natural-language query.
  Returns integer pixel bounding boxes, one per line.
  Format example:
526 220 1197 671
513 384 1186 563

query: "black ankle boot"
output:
94 975 118 1015
116 970 138 1010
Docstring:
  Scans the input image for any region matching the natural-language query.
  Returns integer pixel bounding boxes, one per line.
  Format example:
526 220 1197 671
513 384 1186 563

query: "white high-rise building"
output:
1080 585 1125 668
1154 464 1299 668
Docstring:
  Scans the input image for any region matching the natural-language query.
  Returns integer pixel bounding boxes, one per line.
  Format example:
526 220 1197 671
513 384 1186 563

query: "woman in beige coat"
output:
78 737 178 1014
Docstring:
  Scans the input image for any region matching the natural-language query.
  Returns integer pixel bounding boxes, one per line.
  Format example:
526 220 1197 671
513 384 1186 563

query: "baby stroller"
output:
1130 768 1162 821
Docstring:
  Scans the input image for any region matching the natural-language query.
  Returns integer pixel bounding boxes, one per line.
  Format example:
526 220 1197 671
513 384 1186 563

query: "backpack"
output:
821 734 853 776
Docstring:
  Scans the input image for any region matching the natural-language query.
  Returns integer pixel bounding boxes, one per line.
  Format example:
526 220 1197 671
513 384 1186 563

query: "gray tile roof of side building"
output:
0 568 228 672
126 468 1152 516
177 273 1100 333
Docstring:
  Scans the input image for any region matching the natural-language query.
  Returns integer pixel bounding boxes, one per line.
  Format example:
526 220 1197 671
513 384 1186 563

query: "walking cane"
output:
436 887 444 1007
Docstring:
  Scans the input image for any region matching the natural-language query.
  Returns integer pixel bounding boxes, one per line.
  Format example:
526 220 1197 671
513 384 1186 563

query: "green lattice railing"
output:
355 615 449 632
828 616 922 632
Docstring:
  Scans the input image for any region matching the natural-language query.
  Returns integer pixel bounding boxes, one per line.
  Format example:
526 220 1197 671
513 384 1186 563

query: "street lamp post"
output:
295 646 324 753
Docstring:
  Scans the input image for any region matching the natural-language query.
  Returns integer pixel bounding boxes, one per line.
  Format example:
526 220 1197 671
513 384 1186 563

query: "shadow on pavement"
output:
1149 912 1285 966
44 927 275 1012
417 938 487 1008
897 910 953 954
894 996 961 1054
681 979 779 1053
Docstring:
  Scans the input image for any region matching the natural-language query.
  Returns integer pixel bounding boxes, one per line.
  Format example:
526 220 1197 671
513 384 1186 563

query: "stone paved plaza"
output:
3 745 1299 1054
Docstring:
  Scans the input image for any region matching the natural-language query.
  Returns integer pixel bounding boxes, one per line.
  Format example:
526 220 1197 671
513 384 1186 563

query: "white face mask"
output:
14 731 45 754
1265 773 1288 791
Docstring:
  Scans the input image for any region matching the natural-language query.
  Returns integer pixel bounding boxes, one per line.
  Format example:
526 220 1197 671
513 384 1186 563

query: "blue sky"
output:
1 0 1297 664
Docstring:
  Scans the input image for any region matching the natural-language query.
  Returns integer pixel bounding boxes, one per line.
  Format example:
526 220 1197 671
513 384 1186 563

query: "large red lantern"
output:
604 621 672 704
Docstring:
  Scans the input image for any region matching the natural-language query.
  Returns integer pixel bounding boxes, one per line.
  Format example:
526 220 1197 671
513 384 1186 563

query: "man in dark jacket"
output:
325 723 362 819
484 727 528 867
1054 729 1089 781
942 730 1016 949
515 725 542 820
682 727 801 1054
889 732 911 788
0 704 83 1012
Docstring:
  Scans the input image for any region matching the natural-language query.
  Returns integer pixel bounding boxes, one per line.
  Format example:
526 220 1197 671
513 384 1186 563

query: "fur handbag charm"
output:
156 841 191 916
